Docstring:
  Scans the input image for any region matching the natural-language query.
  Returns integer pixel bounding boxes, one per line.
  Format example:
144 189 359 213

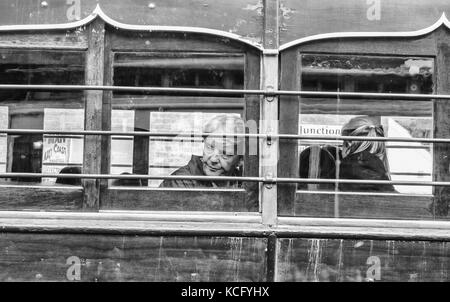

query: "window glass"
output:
0 50 85 186
295 53 434 218
108 52 257 211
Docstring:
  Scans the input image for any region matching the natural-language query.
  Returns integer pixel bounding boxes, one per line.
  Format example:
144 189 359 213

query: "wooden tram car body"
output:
0 0 448 281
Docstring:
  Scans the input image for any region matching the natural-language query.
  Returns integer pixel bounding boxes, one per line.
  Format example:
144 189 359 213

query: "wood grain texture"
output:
0 187 82 210
83 19 105 210
0 233 267 282
292 35 438 56
244 50 261 213
276 238 449 282
298 98 432 116
294 192 433 220
0 32 88 49
280 0 449 46
278 49 300 215
102 189 254 212
433 28 450 218
110 30 252 53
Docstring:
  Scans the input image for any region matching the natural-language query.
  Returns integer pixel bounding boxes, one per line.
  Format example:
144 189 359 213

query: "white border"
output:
279 12 450 51
0 4 264 51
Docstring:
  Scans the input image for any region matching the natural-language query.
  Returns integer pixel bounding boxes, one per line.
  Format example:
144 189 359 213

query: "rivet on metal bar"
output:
264 173 275 189
266 130 273 146
265 85 275 102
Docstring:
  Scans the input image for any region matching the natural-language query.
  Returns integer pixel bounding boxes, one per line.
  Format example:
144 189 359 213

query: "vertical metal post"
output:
261 0 279 226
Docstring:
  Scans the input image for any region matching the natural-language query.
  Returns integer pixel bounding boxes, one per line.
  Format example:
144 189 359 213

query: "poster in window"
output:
42 108 84 183
110 110 134 171
0 106 8 173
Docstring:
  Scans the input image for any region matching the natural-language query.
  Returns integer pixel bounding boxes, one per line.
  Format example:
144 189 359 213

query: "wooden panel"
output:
83 19 105 210
280 0 450 46
0 187 82 210
294 192 433 220
0 32 88 49
244 50 261 212
99 30 113 210
112 97 244 110
276 238 449 282
0 233 267 282
433 27 450 219
299 99 431 116
110 30 250 52
102 189 255 212
278 50 300 215
293 35 438 56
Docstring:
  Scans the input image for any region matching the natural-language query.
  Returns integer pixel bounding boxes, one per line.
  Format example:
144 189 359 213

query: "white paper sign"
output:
110 110 134 174
42 108 84 183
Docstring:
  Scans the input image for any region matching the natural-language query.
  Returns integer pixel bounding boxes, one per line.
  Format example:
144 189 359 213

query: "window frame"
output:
0 28 88 211
98 27 261 212
1 7 450 283
278 31 448 220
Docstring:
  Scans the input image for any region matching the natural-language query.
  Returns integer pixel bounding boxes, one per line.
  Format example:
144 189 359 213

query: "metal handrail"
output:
1 173 449 187
0 129 447 144
0 84 449 100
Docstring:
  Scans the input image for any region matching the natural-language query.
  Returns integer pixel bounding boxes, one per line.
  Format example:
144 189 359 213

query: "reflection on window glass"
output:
298 54 433 195
110 53 249 190
0 50 85 185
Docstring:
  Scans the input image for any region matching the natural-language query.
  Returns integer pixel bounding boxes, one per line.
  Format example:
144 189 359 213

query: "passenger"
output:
159 114 244 188
112 172 142 186
55 166 81 186
339 116 396 192
298 145 340 190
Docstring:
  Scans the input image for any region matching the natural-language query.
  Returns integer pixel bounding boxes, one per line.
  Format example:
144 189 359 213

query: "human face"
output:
202 137 241 176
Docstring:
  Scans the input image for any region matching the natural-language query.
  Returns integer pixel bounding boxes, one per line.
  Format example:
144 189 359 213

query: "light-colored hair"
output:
341 116 390 172
203 114 245 154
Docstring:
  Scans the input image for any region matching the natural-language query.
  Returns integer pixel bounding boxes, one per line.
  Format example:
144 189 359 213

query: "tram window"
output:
283 53 435 219
0 49 85 186
106 52 258 212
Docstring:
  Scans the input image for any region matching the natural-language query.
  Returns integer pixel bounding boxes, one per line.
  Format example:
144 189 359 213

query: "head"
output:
201 114 245 176
55 166 81 186
341 116 387 162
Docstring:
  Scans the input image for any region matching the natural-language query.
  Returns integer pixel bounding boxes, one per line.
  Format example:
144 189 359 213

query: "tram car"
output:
0 0 448 281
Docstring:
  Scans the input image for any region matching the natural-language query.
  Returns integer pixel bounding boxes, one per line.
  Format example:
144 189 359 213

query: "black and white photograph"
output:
0 0 448 288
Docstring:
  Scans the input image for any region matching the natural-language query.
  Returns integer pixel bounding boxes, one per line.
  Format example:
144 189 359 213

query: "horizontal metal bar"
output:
1 173 450 187
276 177 450 187
0 173 264 182
0 129 448 144
278 134 449 144
1 84 450 100
0 84 260 95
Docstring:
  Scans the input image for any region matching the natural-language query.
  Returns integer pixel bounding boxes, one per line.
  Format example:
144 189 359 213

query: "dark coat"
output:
339 150 396 192
298 146 396 192
159 155 258 211
159 155 240 188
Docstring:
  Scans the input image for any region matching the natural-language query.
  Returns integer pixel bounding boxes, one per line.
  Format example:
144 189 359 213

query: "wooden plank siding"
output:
433 27 450 218
0 187 82 211
102 189 252 212
276 238 449 282
0 233 267 282
294 192 433 220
